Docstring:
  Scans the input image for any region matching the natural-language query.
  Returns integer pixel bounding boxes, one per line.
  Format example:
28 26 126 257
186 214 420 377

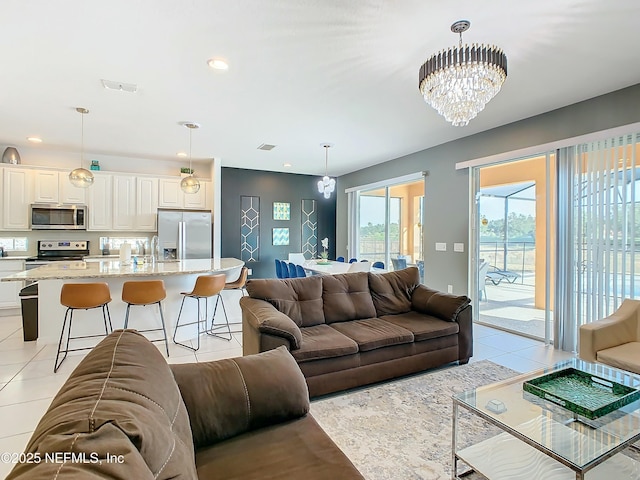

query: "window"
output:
0 237 28 251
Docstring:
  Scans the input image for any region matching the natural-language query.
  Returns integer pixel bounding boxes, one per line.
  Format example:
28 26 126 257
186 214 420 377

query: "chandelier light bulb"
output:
418 20 507 126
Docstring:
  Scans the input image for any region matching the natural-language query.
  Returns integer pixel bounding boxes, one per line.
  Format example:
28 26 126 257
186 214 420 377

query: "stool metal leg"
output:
207 294 232 341
157 301 170 357
54 307 73 372
173 296 197 351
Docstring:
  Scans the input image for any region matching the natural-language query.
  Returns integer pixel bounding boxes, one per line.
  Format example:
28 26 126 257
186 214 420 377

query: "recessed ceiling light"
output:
207 58 229 70
27 137 43 143
177 152 188 158
283 163 292 167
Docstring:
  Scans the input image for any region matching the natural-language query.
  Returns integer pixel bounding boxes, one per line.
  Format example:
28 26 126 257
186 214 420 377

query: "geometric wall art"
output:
240 195 260 261
301 199 317 259
272 227 289 246
273 202 291 220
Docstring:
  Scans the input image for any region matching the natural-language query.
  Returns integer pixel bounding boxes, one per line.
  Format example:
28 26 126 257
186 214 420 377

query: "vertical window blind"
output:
556 133 640 351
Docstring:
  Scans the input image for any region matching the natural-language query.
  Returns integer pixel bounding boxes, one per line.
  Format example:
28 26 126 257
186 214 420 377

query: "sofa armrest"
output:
411 284 471 322
170 346 309 449
240 297 302 349
579 300 640 362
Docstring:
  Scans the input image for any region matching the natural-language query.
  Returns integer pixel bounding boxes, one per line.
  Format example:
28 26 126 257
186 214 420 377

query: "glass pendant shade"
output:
69 107 94 188
69 167 95 188
318 144 336 199
180 122 201 194
418 20 507 126
180 175 200 194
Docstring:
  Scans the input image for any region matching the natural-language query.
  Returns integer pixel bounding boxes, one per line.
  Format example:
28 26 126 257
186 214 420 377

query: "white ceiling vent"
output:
101 79 138 93
257 143 276 151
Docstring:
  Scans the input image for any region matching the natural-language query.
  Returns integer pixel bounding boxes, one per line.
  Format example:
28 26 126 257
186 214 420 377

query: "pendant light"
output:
317 143 336 199
180 122 201 194
68 107 95 188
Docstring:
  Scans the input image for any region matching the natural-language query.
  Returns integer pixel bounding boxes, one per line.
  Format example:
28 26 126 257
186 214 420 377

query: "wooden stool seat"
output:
173 274 231 351
55 282 113 372
122 280 169 356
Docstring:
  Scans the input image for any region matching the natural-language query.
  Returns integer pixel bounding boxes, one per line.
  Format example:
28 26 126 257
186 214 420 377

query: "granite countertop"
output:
0 258 244 281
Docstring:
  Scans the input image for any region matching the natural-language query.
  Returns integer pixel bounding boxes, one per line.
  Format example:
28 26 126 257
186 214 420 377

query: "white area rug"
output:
310 361 516 480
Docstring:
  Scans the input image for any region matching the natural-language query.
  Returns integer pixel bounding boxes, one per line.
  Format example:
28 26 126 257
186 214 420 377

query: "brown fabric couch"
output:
7 330 363 480
241 267 472 397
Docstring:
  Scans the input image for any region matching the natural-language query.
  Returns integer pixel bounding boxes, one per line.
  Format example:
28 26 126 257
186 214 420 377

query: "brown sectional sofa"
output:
7 330 364 480
241 267 472 397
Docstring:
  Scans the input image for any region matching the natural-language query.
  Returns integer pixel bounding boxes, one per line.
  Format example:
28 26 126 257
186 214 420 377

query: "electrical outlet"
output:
247 268 253 275
447 285 453 294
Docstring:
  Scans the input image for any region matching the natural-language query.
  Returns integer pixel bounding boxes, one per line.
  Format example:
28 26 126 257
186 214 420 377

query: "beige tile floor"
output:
0 292 575 478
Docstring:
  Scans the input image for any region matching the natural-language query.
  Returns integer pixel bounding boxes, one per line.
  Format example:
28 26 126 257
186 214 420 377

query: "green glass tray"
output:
523 367 640 419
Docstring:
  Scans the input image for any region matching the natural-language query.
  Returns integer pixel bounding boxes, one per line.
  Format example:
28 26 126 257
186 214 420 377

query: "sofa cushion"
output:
7 330 197 480
246 276 325 327
597 342 640 375
380 311 459 341
330 318 414 352
411 284 471 322
368 267 420 316
322 272 376 323
171 346 309 449
194 415 364 480
292 324 359 363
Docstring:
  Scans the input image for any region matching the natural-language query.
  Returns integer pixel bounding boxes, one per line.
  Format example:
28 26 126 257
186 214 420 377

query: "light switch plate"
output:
454 243 464 252
435 242 447 251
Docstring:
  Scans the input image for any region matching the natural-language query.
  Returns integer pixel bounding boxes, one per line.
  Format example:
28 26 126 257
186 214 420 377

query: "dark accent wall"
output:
221 167 337 278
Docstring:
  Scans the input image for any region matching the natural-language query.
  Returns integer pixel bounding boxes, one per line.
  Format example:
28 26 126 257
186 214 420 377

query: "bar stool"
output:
122 280 169 356
173 274 231 351
56 282 112 373
224 267 248 296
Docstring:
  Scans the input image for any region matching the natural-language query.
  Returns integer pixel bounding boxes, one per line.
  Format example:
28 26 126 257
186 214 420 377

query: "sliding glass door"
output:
350 177 424 277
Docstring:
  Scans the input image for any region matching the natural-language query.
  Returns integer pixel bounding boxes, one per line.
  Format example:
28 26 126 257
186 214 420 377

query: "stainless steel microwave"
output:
30 204 87 230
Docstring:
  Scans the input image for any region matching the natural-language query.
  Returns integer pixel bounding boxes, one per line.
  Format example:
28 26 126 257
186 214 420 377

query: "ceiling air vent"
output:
257 143 276 151
101 79 138 93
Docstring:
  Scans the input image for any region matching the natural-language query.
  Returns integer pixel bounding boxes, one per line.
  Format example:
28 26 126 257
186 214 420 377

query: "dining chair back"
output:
336 256 345 262
275 258 283 278
288 262 297 278
373 261 385 269
349 258 358 263
296 265 307 277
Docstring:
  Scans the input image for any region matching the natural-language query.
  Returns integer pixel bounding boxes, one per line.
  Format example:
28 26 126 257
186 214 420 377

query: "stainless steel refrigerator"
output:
157 209 212 260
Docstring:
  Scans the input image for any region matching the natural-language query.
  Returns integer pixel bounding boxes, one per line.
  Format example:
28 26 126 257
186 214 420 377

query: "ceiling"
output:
2 0 639 177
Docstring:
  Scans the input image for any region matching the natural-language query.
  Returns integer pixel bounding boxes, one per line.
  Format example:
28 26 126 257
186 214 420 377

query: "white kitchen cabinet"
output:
112 175 136 230
159 178 209 210
87 174 112 230
136 177 158 231
2 168 30 230
33 169 86 204
0 260 24 309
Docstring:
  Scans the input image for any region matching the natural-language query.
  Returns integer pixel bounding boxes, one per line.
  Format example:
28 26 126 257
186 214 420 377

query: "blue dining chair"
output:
373 261 385 269
296 265 307 277
281 261 290 278
288 262 297 278
336 256 345 262
349 258 358 263
275 259 283 278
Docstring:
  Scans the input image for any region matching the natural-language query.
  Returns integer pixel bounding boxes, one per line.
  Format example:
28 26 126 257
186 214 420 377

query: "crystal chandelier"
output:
180 122 201 194
418 20 507 127
317 143 335 199
68 107 95 188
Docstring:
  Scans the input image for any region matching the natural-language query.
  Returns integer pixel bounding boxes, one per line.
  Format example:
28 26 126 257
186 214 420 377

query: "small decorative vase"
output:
1 147 21 164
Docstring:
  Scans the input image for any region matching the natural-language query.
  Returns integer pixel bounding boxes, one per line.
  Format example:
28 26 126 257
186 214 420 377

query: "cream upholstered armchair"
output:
579 299 640 374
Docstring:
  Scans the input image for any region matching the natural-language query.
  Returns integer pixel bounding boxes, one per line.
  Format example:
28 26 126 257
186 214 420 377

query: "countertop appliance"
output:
157 209 212 260
25 240 90 266
30 204 87 230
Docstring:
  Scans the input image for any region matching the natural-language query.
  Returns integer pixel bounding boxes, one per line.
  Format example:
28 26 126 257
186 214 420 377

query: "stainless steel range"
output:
25 240 90 267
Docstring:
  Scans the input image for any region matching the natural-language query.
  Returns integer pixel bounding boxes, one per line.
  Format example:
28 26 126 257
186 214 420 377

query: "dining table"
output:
302 259 385 275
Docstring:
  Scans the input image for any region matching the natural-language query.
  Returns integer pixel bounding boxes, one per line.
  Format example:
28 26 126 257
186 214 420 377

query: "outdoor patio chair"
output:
485 265 520 285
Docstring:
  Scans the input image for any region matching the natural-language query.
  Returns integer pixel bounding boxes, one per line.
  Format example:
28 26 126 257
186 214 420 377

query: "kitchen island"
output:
1 258 244 345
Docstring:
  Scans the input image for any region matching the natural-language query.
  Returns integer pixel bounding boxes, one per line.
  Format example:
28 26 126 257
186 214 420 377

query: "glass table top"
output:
454 358 640 469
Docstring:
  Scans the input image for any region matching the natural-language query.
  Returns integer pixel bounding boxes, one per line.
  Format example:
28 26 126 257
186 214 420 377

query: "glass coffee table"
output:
453 358 640 479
